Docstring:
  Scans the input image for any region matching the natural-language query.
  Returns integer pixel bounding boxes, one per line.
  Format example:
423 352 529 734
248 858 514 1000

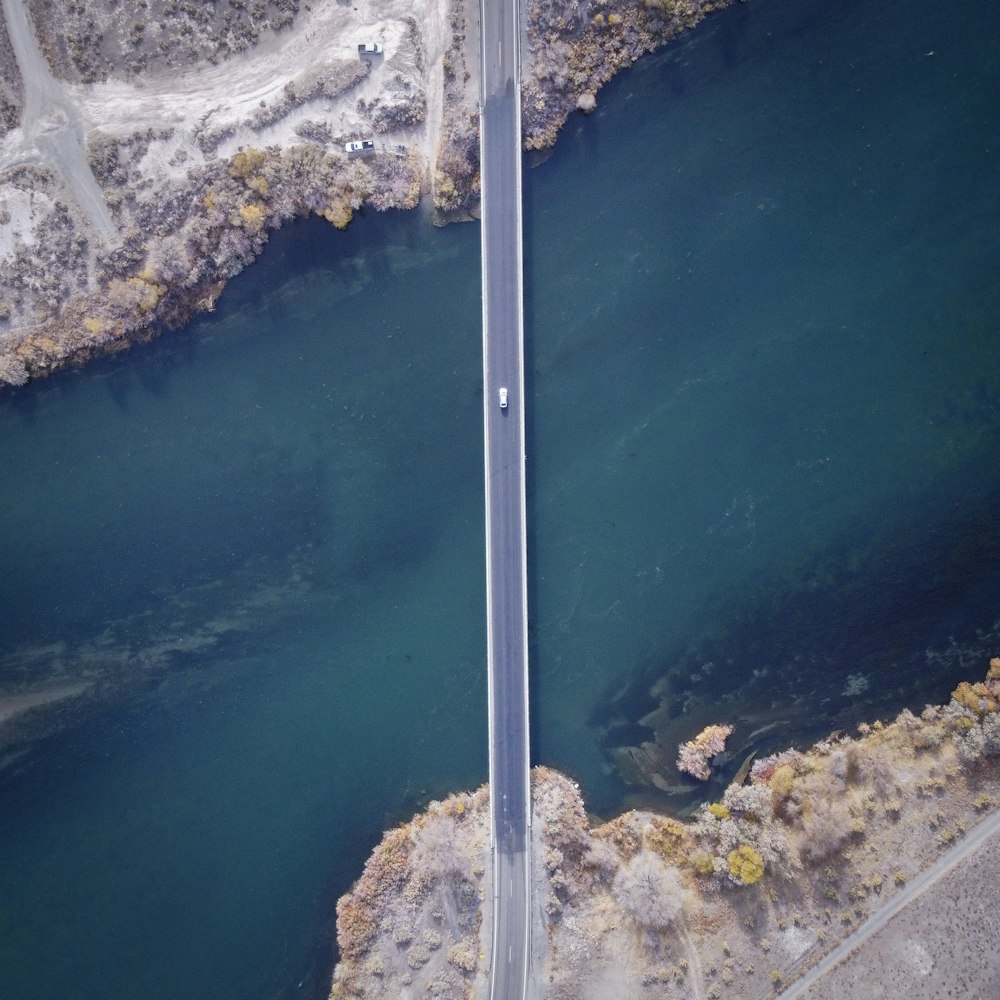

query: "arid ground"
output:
330 661 1000 999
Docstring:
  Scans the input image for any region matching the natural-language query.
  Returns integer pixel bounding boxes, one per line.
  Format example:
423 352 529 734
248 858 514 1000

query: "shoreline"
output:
329 660 1000 999
0 0 735 388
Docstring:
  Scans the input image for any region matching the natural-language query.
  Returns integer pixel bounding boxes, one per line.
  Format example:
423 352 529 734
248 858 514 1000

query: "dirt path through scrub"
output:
778 807 1000 999
0 0 117 241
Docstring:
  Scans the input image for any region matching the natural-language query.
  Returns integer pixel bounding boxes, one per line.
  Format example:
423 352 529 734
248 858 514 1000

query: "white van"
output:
499 387 508 408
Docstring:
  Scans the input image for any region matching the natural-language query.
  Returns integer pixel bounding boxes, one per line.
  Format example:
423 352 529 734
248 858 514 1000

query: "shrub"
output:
237 202 267 232
799 796 851 861
692 853 715 876
983 714 1000 754
412 814 469 880
230 148 267 178
614 851 686 927
723 784 773 821
751 749 806 785
727 845 764 885
447 942 476 972
953 681 998 715
83 316 112 337
695 788 798 881
645 816 689 864
677 724 734 780
989 657 1000 684
770 764 796 803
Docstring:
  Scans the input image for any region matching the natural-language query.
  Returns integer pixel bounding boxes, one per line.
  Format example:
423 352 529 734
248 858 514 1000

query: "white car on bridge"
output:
499 387 508 408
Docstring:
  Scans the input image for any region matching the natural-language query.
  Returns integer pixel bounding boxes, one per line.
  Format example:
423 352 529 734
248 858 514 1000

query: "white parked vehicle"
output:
499 387 508 408
344 139 375 155
358 43 383 55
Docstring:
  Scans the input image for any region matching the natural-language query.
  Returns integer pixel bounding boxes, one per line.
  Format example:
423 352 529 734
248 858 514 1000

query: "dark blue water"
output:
0 0 998 995
0 215 490 998
524 0 1000 804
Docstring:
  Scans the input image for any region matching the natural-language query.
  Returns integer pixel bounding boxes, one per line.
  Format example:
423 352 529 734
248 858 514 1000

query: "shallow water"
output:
0 215 491 998
524 0 1000 807
0 0 999 994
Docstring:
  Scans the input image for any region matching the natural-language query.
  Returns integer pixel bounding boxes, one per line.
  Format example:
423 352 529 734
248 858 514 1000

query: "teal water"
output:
0 217 490 997
1 0 999 995
525 0 1000 805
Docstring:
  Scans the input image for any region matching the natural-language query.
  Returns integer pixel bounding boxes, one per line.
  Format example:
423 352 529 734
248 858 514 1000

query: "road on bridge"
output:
478 0 531 994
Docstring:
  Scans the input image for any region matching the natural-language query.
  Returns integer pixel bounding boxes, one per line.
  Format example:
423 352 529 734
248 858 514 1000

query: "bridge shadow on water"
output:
520 166 544 772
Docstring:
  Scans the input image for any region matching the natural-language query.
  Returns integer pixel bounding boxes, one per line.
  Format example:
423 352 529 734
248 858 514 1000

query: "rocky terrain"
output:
329 659 1000 999
0 0 736 388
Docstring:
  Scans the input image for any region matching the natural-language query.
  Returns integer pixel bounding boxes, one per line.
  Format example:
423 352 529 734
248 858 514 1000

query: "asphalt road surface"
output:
478 0 531 995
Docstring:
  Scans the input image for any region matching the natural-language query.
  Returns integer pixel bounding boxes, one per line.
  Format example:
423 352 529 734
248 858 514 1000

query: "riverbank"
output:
0 0 734 387
329 660 1000 999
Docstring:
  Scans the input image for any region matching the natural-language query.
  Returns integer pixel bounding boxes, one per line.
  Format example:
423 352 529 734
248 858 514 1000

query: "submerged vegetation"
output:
330 659 1000 997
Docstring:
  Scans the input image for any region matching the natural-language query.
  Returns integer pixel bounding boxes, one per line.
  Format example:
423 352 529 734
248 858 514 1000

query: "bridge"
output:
478 0 531 993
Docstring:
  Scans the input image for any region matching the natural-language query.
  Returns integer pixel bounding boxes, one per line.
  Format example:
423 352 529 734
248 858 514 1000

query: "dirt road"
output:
1 0 118 242
777 806 1000 999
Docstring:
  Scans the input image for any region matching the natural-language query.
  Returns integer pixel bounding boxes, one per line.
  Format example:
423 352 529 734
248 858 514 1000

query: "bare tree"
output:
799 796 851 861
613 850 685 928
411 814 468 881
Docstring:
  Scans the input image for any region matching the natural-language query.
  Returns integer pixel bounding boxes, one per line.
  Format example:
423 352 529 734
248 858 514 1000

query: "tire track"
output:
777 807 1000 999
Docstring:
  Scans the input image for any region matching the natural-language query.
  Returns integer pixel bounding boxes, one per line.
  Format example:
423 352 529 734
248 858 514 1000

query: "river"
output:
0 0 998 995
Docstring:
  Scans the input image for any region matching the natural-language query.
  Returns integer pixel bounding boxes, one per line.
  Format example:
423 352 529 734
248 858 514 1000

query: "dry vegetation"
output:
0 14 22 134
792 813 1000 999
0 0 439 386
26 0 301 82
523 0 736 150
330 786 491 999
0 141 423 386
0 0 745 388
432 0 479 216
329 659 1000 999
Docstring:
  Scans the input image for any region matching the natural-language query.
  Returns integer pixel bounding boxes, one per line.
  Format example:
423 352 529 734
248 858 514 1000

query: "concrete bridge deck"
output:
478 0 531 994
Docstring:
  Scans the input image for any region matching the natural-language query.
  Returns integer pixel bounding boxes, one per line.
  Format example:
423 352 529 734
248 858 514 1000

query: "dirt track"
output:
778 806 1000 999
0 0 117 241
